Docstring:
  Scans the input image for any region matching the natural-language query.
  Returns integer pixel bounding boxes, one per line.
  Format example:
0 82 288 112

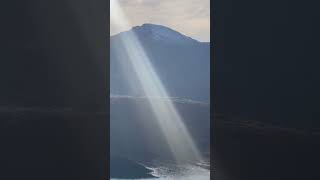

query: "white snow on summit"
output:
132 23 199 43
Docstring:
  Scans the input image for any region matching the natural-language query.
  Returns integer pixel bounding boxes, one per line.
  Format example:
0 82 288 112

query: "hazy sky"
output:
110 0 210 42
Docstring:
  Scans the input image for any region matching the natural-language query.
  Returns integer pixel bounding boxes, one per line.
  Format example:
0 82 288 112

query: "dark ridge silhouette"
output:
213 0 320 179
0 1 108 180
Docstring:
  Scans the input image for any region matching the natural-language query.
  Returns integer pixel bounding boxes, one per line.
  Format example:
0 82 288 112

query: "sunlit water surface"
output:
111 163 210 180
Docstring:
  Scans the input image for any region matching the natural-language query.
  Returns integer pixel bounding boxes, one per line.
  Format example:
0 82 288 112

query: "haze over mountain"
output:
110 23 210 102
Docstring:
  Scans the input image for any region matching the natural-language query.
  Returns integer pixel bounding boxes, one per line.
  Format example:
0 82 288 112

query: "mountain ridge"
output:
111 23 208 44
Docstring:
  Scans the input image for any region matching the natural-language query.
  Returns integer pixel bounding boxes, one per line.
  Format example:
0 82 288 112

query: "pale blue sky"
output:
110 0 210 42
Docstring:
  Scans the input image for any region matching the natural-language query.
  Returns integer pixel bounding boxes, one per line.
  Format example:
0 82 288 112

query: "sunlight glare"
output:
111 0 202 163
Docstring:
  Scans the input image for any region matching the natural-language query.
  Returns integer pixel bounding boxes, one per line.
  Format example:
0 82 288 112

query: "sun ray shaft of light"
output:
111 0 202 162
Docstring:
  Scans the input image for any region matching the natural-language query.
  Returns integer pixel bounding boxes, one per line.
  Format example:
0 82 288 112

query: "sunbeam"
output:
111 0 202 163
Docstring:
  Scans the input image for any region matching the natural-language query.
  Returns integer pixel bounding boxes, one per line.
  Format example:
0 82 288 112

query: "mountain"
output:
130 23 199 44
110 23 210 102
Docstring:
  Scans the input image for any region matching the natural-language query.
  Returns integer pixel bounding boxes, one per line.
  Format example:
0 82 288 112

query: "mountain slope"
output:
110 24 210 102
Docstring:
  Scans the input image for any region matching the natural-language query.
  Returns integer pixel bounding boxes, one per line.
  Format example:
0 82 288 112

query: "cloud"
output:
139 0 160 6
111 0 210 42
118 0 160 6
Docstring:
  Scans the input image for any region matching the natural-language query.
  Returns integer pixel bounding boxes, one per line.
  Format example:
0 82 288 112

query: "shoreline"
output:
110 156 157 179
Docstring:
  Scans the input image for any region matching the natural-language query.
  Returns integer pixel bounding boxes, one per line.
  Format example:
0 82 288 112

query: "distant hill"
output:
110 96 210 163
110 24 210 102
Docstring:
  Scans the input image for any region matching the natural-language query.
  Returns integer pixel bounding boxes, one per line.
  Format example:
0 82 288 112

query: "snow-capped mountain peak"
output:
131 23 199 43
